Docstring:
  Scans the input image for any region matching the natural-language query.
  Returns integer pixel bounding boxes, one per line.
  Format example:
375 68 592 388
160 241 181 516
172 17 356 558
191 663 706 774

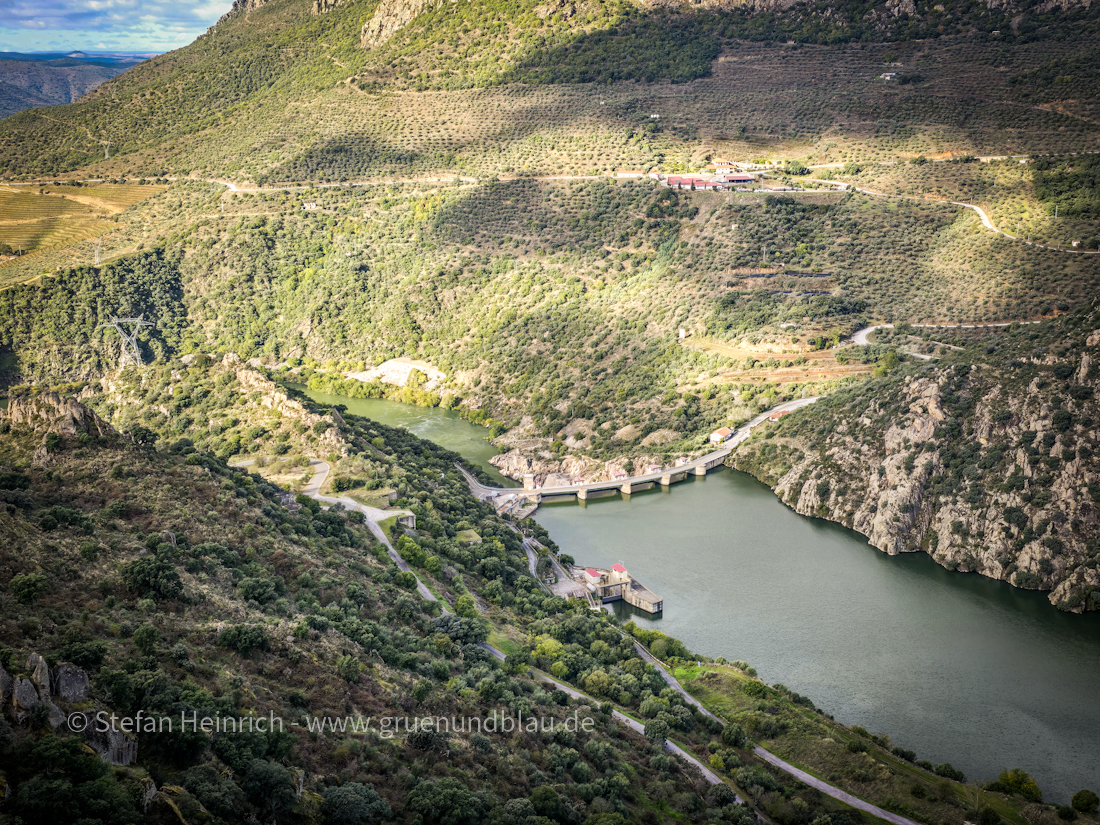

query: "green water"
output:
301 387 1100 802
294 386 512 486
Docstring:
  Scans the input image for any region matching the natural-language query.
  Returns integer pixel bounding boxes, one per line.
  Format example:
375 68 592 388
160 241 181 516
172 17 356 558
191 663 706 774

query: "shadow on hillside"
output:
499 17 721 86
261 132 429 184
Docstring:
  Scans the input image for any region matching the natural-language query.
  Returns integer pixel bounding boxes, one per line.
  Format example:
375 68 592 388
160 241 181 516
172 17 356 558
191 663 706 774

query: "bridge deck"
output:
458 397 820 499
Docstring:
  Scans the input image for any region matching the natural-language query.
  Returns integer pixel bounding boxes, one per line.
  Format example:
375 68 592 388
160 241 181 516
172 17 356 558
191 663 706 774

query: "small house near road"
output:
709 427 734 444
768 410 792 422
667 175 723 190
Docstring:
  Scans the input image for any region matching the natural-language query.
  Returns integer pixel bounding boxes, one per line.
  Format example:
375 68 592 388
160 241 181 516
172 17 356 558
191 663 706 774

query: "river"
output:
304 388 1100 802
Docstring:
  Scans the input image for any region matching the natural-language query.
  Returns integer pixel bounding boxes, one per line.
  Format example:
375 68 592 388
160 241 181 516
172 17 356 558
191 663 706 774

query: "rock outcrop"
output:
314 0 348 11
236 369 348 455
12 677 38 719
78 711 139 765
361 0 456 48
490 448 679 486
27 653 49 695
732 333 1100 613
55 663 90 703
3 393 114 439
346 358 445 390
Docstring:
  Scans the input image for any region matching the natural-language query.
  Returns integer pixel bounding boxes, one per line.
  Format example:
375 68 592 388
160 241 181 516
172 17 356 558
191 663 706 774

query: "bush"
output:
735 766 778 793
454 594 478 618
322 783 392 825
132 624 160 654
394 571 418 591
987 768 1042 803
934 762 966 782
122 556 183 600
59 638 108 669
11 572 48 604
336 654 362 683
218 624 270 656
241 760 295 822
644 718 669 744
1057 806 1078 821
721 723 747 748
1071 790 1098 814
405 777 483 825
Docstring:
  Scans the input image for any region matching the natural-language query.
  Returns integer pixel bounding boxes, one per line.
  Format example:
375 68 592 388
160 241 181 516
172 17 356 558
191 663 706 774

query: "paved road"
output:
523 541 538 577
752 747 919 825
629 648 921 825
458 396 821 498
534 669 727 787
476 641 728 788
232 458 438 604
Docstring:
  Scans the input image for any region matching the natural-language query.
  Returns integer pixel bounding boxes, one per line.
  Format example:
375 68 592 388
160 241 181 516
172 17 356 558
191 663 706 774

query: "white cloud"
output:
0 0 235 52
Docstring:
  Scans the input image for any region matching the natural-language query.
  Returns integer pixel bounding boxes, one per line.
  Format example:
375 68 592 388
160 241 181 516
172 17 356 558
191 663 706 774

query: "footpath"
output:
236 455 919 825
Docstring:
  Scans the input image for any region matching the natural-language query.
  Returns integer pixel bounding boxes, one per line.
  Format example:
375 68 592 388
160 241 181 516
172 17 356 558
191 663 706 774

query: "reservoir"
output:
304 388 1100 802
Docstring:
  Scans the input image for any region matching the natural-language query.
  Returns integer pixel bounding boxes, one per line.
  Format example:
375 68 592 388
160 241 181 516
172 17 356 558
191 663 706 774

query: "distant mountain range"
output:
0 51 154 120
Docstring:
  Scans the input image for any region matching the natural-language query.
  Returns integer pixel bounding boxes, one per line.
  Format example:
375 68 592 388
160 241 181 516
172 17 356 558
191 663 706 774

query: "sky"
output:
0 0 236 54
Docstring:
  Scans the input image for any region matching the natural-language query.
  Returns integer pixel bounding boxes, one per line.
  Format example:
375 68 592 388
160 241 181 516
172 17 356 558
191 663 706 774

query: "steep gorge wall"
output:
731 326 1100 613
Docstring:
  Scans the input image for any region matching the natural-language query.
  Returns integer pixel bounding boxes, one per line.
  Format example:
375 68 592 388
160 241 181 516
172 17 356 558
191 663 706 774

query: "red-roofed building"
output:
611 563 627 573
584 568 603 585
667 176 724 190
710 427 734 444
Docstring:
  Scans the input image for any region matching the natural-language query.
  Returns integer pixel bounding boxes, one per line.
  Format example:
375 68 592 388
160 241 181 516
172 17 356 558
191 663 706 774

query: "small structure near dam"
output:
578 563 663 613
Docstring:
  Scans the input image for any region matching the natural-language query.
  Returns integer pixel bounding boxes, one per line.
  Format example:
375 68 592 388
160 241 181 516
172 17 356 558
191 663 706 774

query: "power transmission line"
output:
98 315 154 369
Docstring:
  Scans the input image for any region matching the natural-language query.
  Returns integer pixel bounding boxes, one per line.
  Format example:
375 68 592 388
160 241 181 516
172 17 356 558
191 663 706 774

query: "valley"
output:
2 0 1100 821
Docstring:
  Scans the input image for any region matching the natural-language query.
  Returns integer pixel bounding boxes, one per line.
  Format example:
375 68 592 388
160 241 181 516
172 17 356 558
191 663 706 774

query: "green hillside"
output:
2 0 1100 182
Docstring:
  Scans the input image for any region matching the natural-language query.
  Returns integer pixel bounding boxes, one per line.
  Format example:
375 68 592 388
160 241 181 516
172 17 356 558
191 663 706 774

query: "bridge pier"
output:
693 465 707 477
621 481 654 496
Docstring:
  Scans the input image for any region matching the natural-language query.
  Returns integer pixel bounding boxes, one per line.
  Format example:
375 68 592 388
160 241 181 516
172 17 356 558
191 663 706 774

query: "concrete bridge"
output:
458 397 819 505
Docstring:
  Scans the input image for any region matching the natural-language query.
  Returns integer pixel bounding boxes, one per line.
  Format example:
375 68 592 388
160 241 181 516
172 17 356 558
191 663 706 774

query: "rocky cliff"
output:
3 392 114 440
731 314 1100 613
361 0 457 48
490 447 686 486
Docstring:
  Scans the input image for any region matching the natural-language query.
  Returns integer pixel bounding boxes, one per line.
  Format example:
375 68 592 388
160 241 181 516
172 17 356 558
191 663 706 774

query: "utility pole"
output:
98 315 154 369
101 140 112 160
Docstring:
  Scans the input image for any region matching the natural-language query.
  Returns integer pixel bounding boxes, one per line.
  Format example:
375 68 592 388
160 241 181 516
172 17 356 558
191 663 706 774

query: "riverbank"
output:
294 385 1100 802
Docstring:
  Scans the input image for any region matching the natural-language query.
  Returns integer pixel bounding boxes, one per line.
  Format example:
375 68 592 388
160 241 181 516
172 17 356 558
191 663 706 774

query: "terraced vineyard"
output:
0 182 166 269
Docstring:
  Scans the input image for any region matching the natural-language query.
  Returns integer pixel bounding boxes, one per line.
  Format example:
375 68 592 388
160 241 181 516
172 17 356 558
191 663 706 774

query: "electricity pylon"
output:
99 315 153 369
